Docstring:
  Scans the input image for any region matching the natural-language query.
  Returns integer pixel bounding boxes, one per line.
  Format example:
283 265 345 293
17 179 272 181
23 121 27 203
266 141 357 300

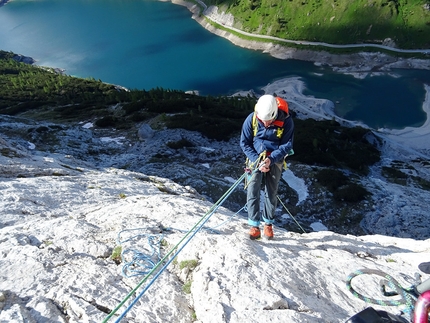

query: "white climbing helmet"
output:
255 94 278 121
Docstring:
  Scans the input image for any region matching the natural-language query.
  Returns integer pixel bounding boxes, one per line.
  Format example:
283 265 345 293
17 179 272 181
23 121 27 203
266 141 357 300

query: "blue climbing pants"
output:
247 163 282 227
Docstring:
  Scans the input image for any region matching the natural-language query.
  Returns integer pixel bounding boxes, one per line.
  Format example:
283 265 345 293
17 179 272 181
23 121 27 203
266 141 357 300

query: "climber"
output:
240 94 294 240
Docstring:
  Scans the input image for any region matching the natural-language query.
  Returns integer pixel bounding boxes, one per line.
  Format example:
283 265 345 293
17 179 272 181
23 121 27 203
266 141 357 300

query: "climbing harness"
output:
244 148 293 187
346 268 418 320
244 151 267 190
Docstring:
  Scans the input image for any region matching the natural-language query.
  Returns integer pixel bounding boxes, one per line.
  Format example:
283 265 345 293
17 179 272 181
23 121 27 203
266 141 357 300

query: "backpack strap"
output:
276 97 289 115
253 112 284 137
252 112 258 137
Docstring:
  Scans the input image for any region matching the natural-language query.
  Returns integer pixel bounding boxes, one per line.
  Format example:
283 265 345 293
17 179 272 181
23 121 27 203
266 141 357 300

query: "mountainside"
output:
202 0 430 49
1 53 430 322
1 52 430 239
1 2 430 321
1 136 429 323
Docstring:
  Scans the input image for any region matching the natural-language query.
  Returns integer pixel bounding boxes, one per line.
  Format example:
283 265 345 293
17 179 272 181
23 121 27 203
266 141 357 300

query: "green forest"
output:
0 51 255 140
202 0 430 48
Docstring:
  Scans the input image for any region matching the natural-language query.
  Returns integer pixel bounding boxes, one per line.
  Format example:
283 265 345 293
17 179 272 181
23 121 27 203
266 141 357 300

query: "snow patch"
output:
282 168 308 205
310 221 329 232
100 136 125 145
27 142 35 150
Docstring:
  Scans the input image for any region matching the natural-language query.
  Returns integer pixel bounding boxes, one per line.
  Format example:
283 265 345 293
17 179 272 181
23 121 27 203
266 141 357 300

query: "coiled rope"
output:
116 203 247 279
346 268 417 319
116 229 165 278
102 171 249 323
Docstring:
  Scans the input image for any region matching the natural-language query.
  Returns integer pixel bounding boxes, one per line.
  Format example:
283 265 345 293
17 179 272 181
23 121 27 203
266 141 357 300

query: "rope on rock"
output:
346 268 417 319
204 204 247 234
116 203 246 279
276 196 306 233
104 152 301 322
103 171 249 323
116 229 165 278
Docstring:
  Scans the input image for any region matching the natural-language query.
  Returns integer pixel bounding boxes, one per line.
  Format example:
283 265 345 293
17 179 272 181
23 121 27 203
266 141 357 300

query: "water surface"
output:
0 0 429 129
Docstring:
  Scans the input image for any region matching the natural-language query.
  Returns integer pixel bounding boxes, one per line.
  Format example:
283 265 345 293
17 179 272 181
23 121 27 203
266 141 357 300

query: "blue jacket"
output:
240 109 294 165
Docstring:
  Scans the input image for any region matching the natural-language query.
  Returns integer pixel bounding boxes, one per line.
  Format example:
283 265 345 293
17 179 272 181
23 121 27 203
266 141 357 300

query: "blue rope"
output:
203 205 247 234
116 204 246 277
103 171 251 323
116 229 165 278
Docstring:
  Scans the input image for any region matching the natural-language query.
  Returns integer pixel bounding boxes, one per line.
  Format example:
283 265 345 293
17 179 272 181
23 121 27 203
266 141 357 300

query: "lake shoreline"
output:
169 0 430 157
171 0 430 73
2 0 428 141
256 77 430 158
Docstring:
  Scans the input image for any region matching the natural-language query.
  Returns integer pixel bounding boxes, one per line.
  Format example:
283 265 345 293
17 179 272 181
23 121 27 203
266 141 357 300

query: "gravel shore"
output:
171 0 430 72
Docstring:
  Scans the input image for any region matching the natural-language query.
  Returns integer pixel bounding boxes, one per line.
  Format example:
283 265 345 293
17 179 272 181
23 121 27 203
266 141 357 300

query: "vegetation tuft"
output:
111 246 122 264
183 281 192 294
179 259 199 271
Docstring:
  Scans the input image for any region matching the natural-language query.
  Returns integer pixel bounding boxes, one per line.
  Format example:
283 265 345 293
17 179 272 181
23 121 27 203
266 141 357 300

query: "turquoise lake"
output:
1 0 429 129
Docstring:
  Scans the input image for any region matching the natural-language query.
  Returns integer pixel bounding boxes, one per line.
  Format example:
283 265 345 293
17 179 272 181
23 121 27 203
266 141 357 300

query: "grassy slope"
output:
204 0 430 49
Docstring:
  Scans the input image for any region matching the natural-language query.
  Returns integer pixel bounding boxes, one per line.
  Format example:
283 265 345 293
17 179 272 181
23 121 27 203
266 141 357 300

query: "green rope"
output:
277 196 306 233
346 268 417 319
